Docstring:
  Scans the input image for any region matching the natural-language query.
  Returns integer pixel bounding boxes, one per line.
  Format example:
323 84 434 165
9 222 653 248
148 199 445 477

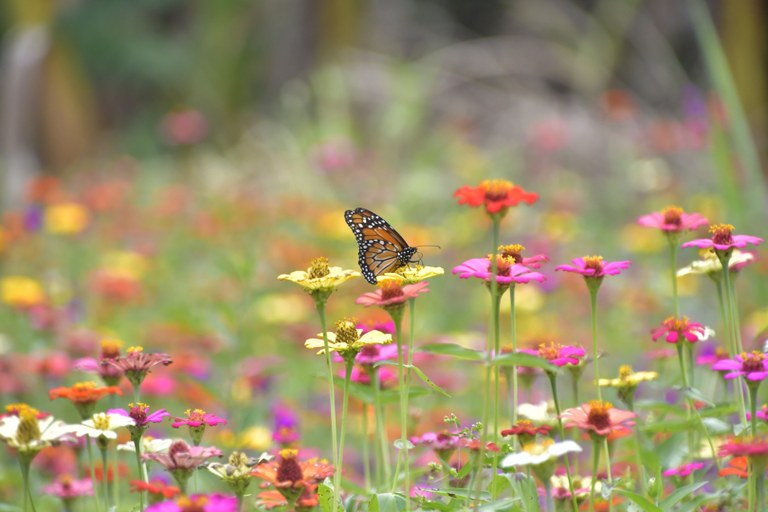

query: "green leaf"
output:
318 481 342 512
429 489 491 501
640 418 697 433
408 364 451 397
658 482 708 509
491 353 559 373
420 343 483 361
611 488 662 512
369 493 406 512
488 474 510 500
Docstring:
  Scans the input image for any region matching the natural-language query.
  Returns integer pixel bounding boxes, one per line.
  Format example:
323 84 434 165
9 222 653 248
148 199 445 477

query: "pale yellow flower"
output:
0 409 75 453
278 257 359 295
44 202 89 234
1 277 45 307
379 265 444 284
304 319 392 355
677 249 754 277
597 365 658 388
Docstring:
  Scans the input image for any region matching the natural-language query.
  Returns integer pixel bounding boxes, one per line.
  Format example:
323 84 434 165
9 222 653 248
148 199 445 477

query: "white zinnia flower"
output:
117 436 174 454
69 412 135 439
501 439 582 468
0 412 76 453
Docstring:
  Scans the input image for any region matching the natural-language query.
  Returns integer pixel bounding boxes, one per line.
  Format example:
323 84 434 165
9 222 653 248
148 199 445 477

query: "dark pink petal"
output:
747 372 768 381
665 332 679 343
681 239 714 249
712 360 741 371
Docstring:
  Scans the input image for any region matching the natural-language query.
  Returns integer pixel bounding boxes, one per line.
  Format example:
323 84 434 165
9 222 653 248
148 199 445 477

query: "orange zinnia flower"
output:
454 179 538 217
49 381 122 419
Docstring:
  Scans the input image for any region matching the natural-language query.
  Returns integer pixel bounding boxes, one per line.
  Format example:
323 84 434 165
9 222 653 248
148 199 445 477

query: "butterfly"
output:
344 208 418 284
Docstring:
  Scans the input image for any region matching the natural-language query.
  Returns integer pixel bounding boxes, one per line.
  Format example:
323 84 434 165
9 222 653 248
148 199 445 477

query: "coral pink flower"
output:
454 179 538 216
102 346 172 389
519 342 586 367
453 258 545 284
560 400 636 438
681 224 763 252
662 461 705 478
650 316 713 344
712 352 768 381
637 206 708 233
555 256 630 278
355 280 429 308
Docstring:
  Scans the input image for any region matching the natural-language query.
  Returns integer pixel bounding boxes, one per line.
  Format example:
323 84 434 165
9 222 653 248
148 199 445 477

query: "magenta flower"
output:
696 345 730 368
110 403 169 439
172 409 227 446
719 436 768 458
519 342 586 367
747 404 768 423
662 461 705 478
650 316 713 344
637 206 708 233
410 431 461 462
712 352 768 381
681 224 763 252
43 474 93 500
452 258 546 284
355 343 399 366
147 494 238 512
555 256 631 278
496 244 549 269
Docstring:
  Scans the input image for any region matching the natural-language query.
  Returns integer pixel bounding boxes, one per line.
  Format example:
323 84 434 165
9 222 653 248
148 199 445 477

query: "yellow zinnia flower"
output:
379 265 444 284
44 202 89 235
1 276 45 308
597 365 658 388
278 257 359 303
304 319 391 355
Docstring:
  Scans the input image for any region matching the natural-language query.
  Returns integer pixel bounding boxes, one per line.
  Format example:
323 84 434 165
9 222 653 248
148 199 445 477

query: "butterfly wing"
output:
344 208 416 284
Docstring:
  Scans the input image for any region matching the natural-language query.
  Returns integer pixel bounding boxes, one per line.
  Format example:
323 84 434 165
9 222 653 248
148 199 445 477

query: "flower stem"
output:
18 455 37 512
508 285 518 445
390 307 410 509
99 442 110 512
362 402 371 492
548 372 578 512
589 438 602 512
373 369 391 486
667 236 680 318
337 359 354 501
588 286 602 401
748 383 759 438
316 301 341 510
86 440 102 512
133 438 146 512
718 254 748 425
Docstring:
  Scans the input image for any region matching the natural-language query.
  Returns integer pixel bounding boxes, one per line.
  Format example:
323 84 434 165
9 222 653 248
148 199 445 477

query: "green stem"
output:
373 369 391 486
99 442 109 512
588 286 602 401
18 455 37 512
548 373 578 512
362 402 371 492
86 440 102 512
676 343 695 472
719 254 748 425
589 438 602 512
133 438 145 512
667 236 681 318
337 359 354 501
755 464 766 512
316 302 341 510
509 285 518 442
748 383 759 438
390 307 410 509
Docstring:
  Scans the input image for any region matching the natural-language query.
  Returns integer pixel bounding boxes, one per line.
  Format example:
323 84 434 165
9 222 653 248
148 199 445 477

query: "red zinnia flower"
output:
719 456 749 478
637 206 708 233
130 479 181 500
454 179 538 216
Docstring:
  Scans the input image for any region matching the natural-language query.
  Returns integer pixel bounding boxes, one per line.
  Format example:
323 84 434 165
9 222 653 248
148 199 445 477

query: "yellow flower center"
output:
185 409 207 421
662 206 683 226
5 403 38 417
92 413 111 430
583 256 604 273
740 351 766 373
480 179 514 200
523 437 554 455
308 257 330 278
334 319 359 345
100 339 123 358
228 451 249 469
127 346 144 354
663 316 689 331
175 495 208 512
17 409 41 445
498 244 525 263
487 255 512 277
538 342 563 361
709 224 734 245
618 365 633 380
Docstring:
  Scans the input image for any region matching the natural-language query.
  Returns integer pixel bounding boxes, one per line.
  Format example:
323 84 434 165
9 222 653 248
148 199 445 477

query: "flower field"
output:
1 2 768 512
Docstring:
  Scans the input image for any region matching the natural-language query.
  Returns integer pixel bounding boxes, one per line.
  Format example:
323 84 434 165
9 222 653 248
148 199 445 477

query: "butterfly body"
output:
344 208 417 284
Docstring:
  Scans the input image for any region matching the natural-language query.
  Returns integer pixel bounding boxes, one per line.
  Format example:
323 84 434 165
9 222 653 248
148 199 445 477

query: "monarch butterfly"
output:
344 208 418 284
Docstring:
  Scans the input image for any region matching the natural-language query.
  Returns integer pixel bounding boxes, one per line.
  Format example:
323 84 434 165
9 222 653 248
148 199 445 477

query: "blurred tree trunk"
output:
317 0 365 59
721 0 767 174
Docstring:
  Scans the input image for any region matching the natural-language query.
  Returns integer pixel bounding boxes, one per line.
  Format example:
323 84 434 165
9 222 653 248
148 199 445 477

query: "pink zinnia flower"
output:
747 404 768 423
519 342 586 367
560 400 636 438
354 343 398 366
696 345 730 368
454 179 538 216
147 493 238 512
172 409 227 446
496 244 549 269
411 431 461 462
662 461 705 478
681 224 763 252
109 403 169 436
712 352 768 381
43 474 93 500
143 440 222 490
650 316 713 344
452 258 545 284
355 280 429 308
637 206 708 233
719 436 768 458
555 256 631 278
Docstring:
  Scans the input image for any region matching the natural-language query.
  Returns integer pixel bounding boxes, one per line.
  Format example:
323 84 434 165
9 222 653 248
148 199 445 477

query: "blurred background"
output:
0 1 767 498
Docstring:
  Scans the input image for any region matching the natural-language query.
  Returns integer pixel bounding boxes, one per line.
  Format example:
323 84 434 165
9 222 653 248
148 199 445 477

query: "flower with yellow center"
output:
597 365 658 388
1 276 45 308
0 408 75 454
44 202 89 235
677 249 755 278
206 451 273 497
278 257 360 303
501 438 582 467
304 319 392 357
68 412 136 440
378 264 444 285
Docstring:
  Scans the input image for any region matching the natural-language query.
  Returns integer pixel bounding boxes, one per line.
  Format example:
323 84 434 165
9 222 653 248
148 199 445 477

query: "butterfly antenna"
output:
416 244 442 250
